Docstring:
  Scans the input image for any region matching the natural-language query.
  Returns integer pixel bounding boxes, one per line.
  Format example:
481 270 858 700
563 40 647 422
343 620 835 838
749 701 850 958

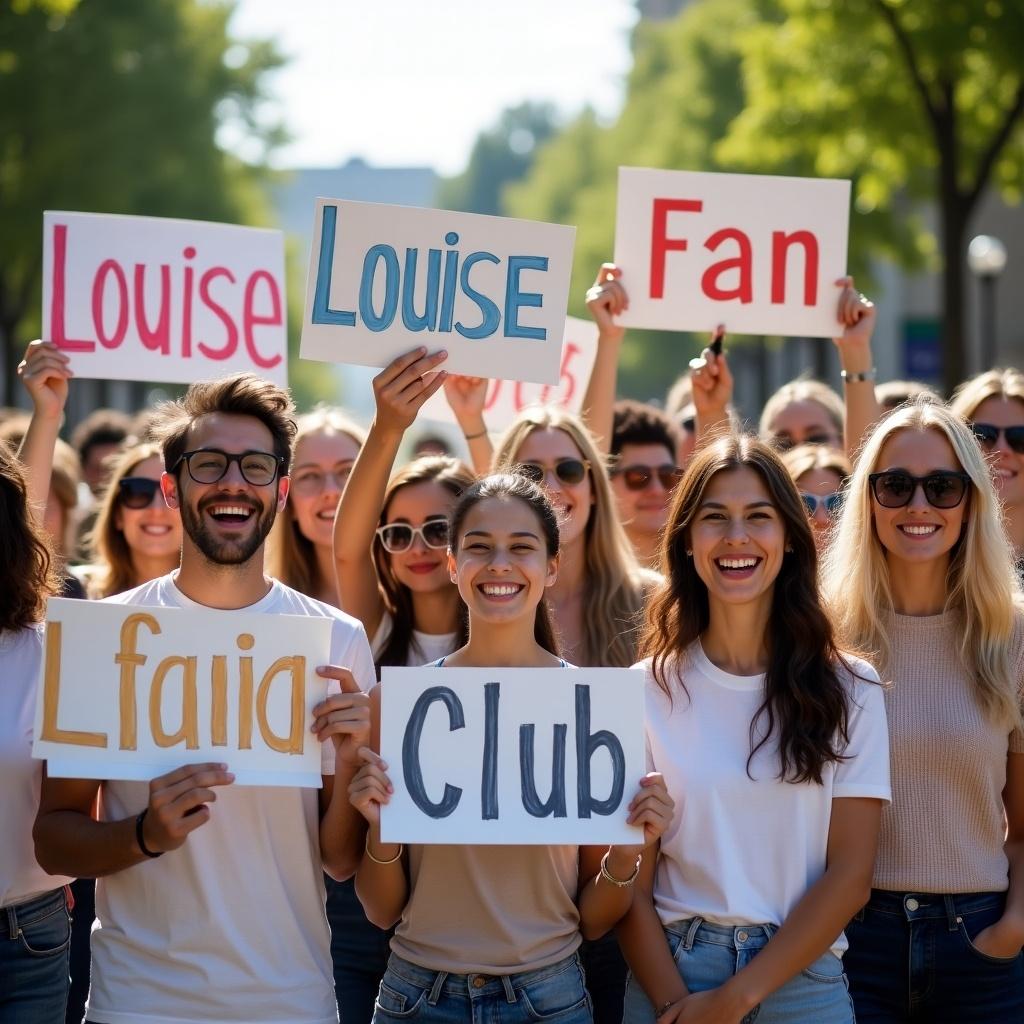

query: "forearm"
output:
838 343 882 461
353 823 409 929
18 408 61 526
34 809 149 878
581 334 621 455
694 406 730 448
616 888 687 1008
1000 838 1024 938
577 846 641 940
456 412 494 476
319 763 368 881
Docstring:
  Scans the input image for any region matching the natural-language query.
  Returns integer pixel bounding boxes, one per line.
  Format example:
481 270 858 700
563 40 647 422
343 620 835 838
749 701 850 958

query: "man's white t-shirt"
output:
639 643 890 956
85 573 375 1024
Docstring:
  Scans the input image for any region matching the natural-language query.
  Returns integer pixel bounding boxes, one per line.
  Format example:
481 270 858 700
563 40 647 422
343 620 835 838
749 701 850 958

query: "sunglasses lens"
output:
874 472 914 507
380 525 413 552
422 519 450 548
971 424 999 448
801 493 818 516
658 467 682 490
555 459 586 485
824 493 844 516
621 468 651 491
923 473 967 508
119 478 160 509
1006 427 1024 454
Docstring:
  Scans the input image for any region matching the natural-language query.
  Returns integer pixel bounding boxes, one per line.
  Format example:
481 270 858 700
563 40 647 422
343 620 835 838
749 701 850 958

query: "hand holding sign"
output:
311 666 371 769
142 762 236 854
624 771 675 849
18 340 72 421
349 748 393 828
373 348 449 434
832 276 876 354
585 263 628 344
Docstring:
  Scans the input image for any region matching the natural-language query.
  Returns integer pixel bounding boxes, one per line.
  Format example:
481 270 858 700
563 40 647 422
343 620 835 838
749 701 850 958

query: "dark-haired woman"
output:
349 473 673 1023
619 434 890 1024
0 443 73 1024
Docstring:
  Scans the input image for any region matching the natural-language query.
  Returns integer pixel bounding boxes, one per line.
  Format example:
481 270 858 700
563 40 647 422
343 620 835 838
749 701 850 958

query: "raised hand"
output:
442 374 489 427
585 263 628 344
832 276 875 357
311 667 371 768
18 339 72 420
689 325 732 422
141 762 235 854
372 348 448 434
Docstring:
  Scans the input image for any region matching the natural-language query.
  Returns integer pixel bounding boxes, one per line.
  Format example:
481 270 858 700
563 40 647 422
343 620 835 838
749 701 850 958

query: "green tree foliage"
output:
438 102 559 216
0 0 286 403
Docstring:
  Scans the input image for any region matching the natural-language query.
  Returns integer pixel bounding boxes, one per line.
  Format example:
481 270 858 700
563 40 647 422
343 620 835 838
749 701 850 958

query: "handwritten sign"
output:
43 211 288 386
300 199 576 385
419 315 599 433
614 168 850 338
33 599 332 787
379 666 645 845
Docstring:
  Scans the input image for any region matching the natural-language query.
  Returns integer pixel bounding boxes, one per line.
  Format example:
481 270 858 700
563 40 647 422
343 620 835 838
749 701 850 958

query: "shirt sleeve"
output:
833 659 891 802
320 618 376 776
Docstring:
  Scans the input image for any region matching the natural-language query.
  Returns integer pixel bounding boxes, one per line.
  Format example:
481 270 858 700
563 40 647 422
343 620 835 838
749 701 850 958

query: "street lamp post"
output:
967 235 1008 371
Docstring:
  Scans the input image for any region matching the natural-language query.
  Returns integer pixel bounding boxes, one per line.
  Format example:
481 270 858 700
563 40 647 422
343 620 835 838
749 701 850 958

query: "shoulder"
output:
0 623 45 660
100 575 168 606
271 582 372 652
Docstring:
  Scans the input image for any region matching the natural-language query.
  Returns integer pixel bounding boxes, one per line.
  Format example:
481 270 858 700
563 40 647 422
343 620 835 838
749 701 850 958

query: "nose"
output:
220 459 249 489
488 546 513 572
906 482 931 512
724 517 750 543
812 505 829 528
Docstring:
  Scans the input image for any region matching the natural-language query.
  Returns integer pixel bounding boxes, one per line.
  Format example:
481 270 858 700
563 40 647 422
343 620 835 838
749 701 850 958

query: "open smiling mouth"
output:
205 503 256 526
897 524 939 536
478 582 525 599
715 557 761 577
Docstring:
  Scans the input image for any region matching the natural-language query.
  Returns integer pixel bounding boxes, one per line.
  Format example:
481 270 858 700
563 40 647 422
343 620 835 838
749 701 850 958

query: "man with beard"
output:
34 373 375 1024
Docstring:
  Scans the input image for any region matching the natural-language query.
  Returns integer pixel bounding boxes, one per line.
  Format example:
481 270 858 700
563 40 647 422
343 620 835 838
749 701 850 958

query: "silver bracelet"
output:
840 368 876 383
600 850 642 887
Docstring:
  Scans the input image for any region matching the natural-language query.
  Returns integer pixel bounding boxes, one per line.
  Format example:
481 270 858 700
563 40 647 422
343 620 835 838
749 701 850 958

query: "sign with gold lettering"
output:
33 599 333 787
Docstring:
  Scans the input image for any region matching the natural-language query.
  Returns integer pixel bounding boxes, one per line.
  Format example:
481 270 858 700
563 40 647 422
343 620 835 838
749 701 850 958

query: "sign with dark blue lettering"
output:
379 666 645 844
300 199 576 385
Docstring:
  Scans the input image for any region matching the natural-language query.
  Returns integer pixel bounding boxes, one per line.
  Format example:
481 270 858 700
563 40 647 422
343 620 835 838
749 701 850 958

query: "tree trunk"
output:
938 196 969 396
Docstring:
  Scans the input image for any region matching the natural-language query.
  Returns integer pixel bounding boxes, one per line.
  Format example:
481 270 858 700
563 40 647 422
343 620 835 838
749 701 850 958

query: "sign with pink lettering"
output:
43 211 288 386
614 168 850 339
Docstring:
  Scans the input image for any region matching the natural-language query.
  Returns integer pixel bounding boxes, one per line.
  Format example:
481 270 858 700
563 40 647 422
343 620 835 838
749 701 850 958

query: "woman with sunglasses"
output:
619 433 889 1024
950 369 1024 567
823 400 1024 1021
781 445 851 554
348 472 673 1024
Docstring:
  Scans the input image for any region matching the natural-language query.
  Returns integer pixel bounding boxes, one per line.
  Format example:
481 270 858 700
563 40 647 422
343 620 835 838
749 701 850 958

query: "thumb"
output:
317 665 363 694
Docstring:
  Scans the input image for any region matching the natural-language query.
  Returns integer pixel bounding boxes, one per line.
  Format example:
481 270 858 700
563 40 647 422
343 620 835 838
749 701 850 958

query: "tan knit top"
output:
874 609 1024 893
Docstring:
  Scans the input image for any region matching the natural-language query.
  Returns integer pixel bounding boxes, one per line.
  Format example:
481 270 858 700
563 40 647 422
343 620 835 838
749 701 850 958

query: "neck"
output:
409 584 461 636
458 617 554 667
312 542 340 606
626 526 661 571
887 553 949 615
1005 505 1024 558
131 551 180 590
701 596 771 675
174 542 273 609
549 533 586 601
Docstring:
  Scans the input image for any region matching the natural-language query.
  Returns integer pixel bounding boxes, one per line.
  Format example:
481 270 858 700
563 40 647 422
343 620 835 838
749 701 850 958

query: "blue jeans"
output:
623 918 854 1024
845 889 1024 1022
372 951 592 1023
326 877 393 1024
1 888 71 1024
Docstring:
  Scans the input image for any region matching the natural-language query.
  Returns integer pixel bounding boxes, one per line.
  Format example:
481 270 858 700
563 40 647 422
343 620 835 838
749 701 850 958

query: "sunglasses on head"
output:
517 458 590 487
117 477 165 510
868 470 971 509
970 423 1024 454
611 463 683 492
800 491 844 517
375 516 450 554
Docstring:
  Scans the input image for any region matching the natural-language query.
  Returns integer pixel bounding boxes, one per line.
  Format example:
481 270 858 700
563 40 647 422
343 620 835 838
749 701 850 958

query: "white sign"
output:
33 599 333 787
379 666 645 845
43 211 288 386
300 199 576 385
420 316 599 433
614 168 850 338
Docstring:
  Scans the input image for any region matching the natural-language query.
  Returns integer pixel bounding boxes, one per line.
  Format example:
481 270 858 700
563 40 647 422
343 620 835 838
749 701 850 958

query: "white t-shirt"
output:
370 608 458 666
1 625 75 907
85 573 375 1024
640 643 890 955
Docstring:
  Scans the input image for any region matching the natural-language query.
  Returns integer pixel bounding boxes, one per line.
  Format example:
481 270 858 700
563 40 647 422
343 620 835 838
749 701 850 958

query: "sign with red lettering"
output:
43 212 288 386
419 316 599 432
614 168 850 338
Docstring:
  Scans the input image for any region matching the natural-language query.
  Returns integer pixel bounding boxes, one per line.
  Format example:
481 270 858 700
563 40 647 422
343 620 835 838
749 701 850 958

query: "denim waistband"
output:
665 917 776 952
864 889 1006 925
1 887 67 939
386 950 582 1003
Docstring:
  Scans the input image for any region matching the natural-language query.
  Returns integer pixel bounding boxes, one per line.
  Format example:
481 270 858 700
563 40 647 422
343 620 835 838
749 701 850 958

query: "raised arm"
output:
833 277 882 462
442 374 493 476
689 325 732 447
582 263 628 454
333 348 448 637
16 340 72 527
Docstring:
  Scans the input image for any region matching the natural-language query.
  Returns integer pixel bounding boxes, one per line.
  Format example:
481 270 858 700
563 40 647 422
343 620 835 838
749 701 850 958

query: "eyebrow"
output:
699 500 775 510
462 530 541 539
293 460 354 470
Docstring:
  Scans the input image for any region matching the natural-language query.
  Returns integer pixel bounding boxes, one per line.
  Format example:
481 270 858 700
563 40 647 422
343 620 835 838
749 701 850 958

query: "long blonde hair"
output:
823 400 1022 728
267 406 367 596
949 368 1024 421
492 407 648 667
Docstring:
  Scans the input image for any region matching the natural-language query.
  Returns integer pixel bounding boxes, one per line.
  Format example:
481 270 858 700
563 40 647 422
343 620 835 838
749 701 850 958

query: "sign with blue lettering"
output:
379 666 645 844
300 199 576 385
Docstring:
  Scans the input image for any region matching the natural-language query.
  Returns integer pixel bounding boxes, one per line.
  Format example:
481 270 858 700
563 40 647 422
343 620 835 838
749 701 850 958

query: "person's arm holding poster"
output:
689 325 732 446
832 277 882 462
443 374 493 476
583 263 628 454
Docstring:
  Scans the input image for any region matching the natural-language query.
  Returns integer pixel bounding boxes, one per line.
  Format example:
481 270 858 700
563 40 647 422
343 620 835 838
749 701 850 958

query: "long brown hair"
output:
374 456 476 668
0 443 59 630
641 433 852 784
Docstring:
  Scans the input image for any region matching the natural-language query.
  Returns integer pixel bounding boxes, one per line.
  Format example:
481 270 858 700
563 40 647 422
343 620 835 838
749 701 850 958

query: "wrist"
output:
606 846 642 878
720 973 758 1015
835 344 872 374
135 809 163 859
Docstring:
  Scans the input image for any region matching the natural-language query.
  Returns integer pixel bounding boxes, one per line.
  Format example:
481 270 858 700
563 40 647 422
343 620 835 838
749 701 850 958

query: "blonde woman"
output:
781 444 851 554
267 406 366 604
950 369 1024 564
823 399 1024 1021
759 379 845 453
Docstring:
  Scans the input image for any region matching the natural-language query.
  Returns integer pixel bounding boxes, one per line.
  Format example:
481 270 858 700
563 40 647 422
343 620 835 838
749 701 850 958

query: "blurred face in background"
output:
289 431 361 550
611 442 679 541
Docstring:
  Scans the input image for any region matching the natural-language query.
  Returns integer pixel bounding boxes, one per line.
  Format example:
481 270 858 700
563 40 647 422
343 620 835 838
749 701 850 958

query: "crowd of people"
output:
3 263 1024 1024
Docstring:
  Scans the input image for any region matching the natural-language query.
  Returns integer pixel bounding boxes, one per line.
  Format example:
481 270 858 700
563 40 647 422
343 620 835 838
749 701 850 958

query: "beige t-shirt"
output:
874 609 1024 893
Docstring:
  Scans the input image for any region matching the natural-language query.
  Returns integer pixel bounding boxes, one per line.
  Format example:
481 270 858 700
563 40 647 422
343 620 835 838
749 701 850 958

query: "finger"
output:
169 787 221 817
410 369 448 407
378 347 429 386
315 715 371 740
153 769 235 806
151 762 229 791
316 666 363 694
176 805 212 835
597 263 621 284
388 351 448 395
358 746 388 770
350 774 393 800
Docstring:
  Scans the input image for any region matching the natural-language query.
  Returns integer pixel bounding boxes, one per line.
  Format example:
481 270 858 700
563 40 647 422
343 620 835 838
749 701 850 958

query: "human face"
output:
768 400 842 451
971 396 1024 509
451 496 557 627
163 413 287 567
114 455 182 563
514 428 592 547
689 466 787 613
289 431 361 549
796 466 844 550
83 442 122 496
382 480 457 594
611 443 679 539
870 428 968 570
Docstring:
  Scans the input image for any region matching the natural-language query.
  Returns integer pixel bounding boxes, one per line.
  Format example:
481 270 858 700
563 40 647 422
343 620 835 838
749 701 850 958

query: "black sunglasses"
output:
868 470 971 509
611 463 683 492
117 477 165 510
375 517 450 554
173 449 284 487
517 458 590 487
801 491 844 517
970 423 1024 454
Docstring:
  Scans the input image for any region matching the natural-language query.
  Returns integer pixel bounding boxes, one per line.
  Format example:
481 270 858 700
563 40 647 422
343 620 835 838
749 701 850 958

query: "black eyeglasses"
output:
801 491 844 517
868 471 971 509
172 449 284 487
970 423 1024 454
611 463 683 492
117 477 166 510
517 458 590 487
375 516 450 554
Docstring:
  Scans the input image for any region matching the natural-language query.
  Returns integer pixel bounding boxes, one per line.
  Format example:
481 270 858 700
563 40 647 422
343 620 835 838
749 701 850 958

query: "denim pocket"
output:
519 961 591 1022
800 950 847 984
375 975 428 1019
957 917 1023 966
17 900 71 959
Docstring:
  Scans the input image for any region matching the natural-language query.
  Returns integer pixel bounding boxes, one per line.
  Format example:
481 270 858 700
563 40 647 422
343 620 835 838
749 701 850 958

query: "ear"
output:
447 548 458 584
160 471 179 510
276 476 290 512
546 552 560 587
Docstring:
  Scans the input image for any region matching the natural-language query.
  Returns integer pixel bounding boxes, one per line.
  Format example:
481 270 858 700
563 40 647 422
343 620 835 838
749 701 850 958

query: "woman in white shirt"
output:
619 433 890 1024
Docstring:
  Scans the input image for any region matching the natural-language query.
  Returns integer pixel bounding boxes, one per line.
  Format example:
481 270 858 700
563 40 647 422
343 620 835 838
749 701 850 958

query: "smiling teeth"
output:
481 583 522 596
210 505 251 516
901 525 938 535
718 558 757 569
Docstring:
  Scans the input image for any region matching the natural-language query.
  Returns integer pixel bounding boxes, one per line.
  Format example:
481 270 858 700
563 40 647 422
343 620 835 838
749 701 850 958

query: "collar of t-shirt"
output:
693 641 765 691
162 571 284 615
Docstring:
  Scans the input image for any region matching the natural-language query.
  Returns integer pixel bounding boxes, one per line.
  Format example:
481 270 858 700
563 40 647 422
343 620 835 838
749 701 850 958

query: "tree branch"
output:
967 82 1024 211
